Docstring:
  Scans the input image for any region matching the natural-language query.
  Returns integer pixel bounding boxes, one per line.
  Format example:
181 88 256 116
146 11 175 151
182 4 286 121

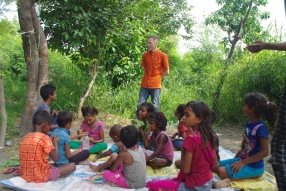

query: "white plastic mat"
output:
0 146 277 191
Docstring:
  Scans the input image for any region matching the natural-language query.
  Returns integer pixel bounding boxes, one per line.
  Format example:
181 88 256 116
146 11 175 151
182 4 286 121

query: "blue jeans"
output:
137 88 160 111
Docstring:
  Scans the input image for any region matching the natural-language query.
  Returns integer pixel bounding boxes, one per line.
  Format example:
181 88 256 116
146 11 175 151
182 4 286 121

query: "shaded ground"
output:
0 114 274 190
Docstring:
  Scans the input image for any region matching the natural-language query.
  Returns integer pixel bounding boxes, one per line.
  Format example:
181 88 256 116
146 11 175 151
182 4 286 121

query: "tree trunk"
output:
76 61 98 118
212 0 253 111
18 0 49 137
0 63 7 149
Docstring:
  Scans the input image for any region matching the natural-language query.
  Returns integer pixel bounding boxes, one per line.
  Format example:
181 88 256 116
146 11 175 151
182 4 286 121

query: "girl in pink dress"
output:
76 106 107 154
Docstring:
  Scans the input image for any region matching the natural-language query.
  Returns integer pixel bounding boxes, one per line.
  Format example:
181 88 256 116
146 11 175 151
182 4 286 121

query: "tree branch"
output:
242 0 253 25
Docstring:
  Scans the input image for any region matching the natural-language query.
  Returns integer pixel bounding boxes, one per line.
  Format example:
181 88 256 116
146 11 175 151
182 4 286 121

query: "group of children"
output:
18 84 278 190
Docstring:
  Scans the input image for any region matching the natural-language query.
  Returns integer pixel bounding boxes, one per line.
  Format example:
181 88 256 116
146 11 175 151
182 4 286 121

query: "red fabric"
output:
146 178 181 191
103 162 129 188
140 50 169 89
182 131 213 188
177 121 190 137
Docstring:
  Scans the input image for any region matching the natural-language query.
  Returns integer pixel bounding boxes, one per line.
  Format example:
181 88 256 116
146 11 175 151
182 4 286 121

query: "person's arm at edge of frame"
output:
247 41 286 53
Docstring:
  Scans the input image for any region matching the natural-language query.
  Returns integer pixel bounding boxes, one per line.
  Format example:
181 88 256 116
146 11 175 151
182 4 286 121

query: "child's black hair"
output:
109 124 123 137
140 102 155 113
244 93 278 130
33 110 53 125
120 125 138 148
176 104 185 119
185 101 217 150
40 84 56 101
81 106 99 116
57 110 74 127
148 112 167 131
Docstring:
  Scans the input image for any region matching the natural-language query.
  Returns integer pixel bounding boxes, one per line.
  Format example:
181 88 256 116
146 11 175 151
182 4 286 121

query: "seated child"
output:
50 111 90 166
144 112 174 169
19 110 75 183
133 102 155 148
103 125 146 189
70 106 108 154
215 93 277 180
169 104 190 150
34 84 58 131
147 101 226 190
174 108 220 169
89 124 124 172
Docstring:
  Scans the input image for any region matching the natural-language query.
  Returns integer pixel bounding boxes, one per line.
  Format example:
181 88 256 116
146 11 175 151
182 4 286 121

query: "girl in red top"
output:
147 101 218 190
170 104 191 150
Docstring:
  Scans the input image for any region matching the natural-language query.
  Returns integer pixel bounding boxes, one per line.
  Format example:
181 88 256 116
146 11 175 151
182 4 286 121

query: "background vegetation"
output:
1 10 286 139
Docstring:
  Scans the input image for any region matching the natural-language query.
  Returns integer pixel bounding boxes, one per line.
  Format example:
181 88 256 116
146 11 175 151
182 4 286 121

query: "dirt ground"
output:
0 114 274 190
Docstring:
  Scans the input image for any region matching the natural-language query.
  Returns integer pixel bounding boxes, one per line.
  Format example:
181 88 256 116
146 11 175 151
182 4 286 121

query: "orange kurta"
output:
140 50 169 89
19 132 55 183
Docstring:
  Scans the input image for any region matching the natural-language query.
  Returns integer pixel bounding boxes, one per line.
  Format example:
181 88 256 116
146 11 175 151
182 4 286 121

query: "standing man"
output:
137 36 169 111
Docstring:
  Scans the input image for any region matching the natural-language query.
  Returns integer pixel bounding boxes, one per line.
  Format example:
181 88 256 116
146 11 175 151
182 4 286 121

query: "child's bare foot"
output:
89 163 102 172
213 178 231 188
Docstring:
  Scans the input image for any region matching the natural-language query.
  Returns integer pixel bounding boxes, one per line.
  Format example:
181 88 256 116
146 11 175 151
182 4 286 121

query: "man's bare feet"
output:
89 163 102 172
213 178 231 188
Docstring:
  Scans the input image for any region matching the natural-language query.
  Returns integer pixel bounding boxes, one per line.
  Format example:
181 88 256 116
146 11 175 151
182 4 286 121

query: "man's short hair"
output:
57 111 74 127
33 110 53 125
40 84 56 101
120 125 138 148
148 35 159 42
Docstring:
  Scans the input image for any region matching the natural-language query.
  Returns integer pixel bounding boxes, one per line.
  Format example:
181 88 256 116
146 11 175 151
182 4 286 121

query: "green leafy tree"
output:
205 0 269 61
0 0 15 146
0 19 21 146
205 0 269 110
40 0 195 116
